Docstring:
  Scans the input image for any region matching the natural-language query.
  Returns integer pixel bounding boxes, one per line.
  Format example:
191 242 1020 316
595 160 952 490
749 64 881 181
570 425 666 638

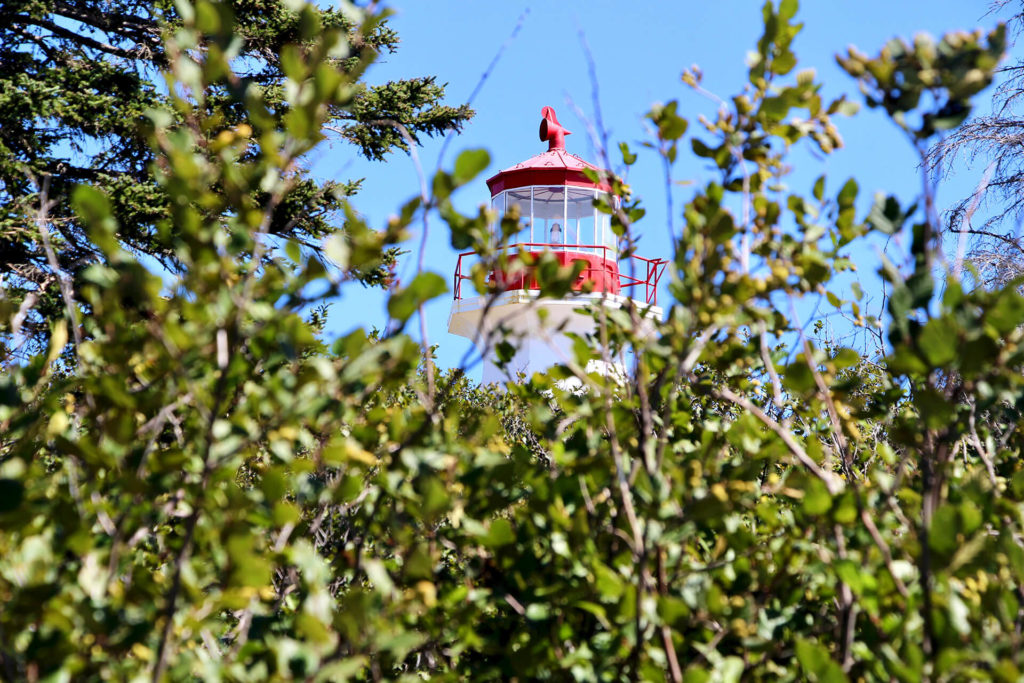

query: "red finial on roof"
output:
539 106 571 151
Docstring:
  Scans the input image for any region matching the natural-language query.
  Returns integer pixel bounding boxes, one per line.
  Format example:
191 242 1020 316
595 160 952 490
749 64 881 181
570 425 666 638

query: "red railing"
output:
453 243 668 306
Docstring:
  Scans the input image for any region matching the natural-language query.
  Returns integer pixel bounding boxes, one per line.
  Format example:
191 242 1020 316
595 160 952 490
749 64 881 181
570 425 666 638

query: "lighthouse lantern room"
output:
449 107 667 384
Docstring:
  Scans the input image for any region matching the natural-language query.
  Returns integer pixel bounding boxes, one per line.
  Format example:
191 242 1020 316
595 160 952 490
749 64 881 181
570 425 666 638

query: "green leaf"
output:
795 638 848 682
285 239 302 263
761 95 791 121
812 175 825 201
929 504 959 556
594 563 625 601
483 518 515 548
691 137 717 159
648 100 689 141
71 185 119 253
832 348 860 369
985 288 1024 335
917 317 957 367
657 595 690 626
886 345 928 376
837 178 858 206
778 0 798 22
867 194 910 235
834 560 863 594
526 603 550 620
404 545 433 581
783 358 815 394
803 478 832 515
619 142 638 165
683 669 711 683
577 600 611 629
771 49 797 75
495 340 516 364
453 148 491 185
914 387 954 431
833 492 857 525
387 272 448 322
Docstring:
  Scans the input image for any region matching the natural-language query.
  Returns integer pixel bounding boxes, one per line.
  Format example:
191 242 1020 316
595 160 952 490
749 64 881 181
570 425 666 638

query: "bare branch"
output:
713 385 843 495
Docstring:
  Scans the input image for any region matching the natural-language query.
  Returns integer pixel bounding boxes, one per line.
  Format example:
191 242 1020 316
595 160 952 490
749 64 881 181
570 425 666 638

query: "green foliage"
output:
837 27 1005 138
2 0 1024 681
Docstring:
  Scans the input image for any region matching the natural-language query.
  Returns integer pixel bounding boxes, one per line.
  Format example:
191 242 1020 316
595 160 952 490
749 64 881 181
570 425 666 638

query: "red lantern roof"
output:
485 106 614 196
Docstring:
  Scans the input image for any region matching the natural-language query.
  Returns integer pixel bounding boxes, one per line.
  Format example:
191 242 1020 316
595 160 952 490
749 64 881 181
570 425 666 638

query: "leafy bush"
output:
0 1 1021 680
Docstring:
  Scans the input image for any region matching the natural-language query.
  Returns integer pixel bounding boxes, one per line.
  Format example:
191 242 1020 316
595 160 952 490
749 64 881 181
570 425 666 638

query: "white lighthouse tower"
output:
449 107 666 384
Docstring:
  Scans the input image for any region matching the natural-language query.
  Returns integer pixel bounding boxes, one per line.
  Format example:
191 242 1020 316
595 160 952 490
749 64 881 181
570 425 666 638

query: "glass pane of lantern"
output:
490 192 505 242
504 188 532 245
598 192 617 252
567 188 596 253
565 222 578 248
532 186 566 248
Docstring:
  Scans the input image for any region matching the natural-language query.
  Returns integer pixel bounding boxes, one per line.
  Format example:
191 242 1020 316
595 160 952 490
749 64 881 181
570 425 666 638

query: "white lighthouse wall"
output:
449 291 656 385
481 328 598 384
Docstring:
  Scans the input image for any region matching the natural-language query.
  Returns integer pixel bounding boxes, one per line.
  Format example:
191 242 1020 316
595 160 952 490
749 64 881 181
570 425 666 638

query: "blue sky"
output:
312 1 1013 376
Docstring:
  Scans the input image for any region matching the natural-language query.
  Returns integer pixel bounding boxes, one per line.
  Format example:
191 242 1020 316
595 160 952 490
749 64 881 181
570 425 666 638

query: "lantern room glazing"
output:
489 186 619 254
451 106 665 301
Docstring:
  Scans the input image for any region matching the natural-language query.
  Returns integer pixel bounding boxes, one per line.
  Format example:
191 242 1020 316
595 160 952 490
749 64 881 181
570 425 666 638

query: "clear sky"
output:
311 1 1013 377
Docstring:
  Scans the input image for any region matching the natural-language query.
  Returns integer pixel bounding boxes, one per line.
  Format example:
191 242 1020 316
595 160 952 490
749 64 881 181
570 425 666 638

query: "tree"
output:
0 0 472 362
927 0 1024 289
2 0 1024 681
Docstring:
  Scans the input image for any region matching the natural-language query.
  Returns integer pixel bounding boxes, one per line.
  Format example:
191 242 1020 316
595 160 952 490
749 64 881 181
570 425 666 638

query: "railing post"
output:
648 260 654 305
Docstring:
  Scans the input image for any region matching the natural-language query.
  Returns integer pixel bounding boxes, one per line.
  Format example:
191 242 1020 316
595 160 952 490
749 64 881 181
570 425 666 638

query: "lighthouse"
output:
449 107 666 384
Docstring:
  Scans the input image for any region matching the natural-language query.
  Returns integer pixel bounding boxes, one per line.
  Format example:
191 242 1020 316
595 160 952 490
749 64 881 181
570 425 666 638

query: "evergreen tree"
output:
0 0 471 361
